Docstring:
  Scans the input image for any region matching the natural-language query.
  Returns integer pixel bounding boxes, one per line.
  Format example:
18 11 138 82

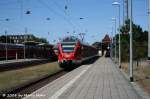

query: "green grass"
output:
0 62 62 91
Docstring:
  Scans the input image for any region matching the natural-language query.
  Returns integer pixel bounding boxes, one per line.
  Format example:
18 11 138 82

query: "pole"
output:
123 0 125 25
148 0 150 59
114 18 117 63
126 0 129 20
101 40 103 56
112 1 121 67
129 0 133 82
24 27 27 59
118 4 121 68
5 30 8 61
79 33 85 41
111 26 114 59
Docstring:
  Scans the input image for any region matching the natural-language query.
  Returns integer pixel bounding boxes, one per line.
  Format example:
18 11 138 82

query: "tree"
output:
92 42 102 49
0 36 14 43
118 20 148 62
32 36 49 44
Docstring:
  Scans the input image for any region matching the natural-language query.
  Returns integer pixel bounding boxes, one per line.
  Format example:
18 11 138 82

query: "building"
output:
102 34 111 46
7 34 34 44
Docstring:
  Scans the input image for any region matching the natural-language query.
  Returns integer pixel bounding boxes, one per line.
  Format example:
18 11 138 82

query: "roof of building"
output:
102 34 111 43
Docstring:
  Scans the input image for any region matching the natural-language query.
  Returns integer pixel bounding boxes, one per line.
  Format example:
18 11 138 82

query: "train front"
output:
57 36 81 69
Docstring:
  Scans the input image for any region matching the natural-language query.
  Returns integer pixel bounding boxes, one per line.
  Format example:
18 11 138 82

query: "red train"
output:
57 36 98 69
0 43 57 60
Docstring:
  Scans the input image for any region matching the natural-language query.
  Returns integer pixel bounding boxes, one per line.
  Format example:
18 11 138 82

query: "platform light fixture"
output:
112 18 117 62
112 1 121 68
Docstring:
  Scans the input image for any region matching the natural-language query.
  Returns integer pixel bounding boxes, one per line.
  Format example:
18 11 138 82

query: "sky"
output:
0 0 148 44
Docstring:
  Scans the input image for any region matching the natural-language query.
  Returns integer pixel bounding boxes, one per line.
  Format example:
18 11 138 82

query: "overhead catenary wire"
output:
37 0 76 32
17 0 23 19
0 1 18 6
0 0 86 37
50 0 82 34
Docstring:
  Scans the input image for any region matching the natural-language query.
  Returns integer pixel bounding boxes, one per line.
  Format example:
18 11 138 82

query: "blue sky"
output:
0 0 148 44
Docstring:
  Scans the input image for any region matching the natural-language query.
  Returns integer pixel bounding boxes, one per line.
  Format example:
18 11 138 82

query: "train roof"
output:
60 36 90 45
59 36 96 48
0 42 53 47
0 43 24 46
61 36 80 43
37 43 53 47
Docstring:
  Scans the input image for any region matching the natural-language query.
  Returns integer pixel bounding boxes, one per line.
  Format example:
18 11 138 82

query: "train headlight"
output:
65 54 70 58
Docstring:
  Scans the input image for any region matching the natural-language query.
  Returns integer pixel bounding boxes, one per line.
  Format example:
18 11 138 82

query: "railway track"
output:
0 70 67 99
0 56 100 99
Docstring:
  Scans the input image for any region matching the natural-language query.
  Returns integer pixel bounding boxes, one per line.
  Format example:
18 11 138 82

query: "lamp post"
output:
112 1 121 68
111 26 114 59
4 18 10 61
24 10 31 60
129 0 133 82
112 18 117 62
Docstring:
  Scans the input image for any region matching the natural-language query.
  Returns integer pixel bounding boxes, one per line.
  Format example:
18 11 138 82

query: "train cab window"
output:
61 43 75 53
60 36 79 53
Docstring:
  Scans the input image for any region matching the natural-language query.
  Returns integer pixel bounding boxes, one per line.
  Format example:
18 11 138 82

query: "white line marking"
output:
49 65 91 99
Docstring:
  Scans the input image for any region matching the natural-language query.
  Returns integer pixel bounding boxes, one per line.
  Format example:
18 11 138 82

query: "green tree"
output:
32 36 49 44
0 36 14 43
92 42 102 49
118 20 148 62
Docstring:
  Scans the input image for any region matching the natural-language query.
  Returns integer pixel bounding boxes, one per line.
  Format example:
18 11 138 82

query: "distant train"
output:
57 36 98 69
0 42 57 60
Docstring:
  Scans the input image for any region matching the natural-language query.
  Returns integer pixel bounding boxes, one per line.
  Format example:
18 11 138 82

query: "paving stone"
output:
24 57 148 99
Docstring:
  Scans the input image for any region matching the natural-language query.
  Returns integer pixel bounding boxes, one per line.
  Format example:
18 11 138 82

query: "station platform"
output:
24 57 149 99
0 59 49 71
0 59 42 65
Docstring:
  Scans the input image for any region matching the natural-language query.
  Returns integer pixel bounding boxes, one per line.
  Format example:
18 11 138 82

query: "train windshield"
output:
61 42 76 52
